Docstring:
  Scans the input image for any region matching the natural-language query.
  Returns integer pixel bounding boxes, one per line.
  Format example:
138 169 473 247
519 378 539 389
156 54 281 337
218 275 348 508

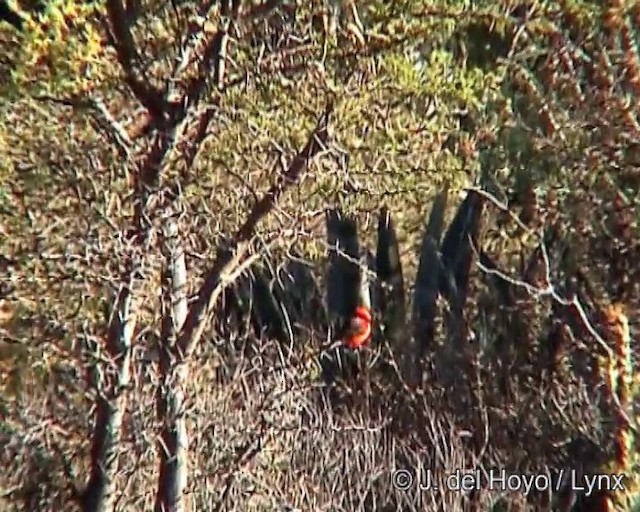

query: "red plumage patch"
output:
343 305 372 349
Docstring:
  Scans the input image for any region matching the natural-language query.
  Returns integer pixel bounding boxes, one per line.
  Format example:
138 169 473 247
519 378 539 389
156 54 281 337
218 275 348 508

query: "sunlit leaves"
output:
9 0 108 96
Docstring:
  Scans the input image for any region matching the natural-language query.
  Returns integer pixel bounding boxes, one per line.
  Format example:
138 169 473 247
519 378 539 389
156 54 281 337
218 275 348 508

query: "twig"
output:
176 101 333 360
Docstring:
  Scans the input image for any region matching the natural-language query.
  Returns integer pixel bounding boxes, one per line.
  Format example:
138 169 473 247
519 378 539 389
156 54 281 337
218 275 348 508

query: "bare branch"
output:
473 188 614 359
151 102 332 512
105 0 165 120
175 101 333 361
82 275 137 512
155 217 189 512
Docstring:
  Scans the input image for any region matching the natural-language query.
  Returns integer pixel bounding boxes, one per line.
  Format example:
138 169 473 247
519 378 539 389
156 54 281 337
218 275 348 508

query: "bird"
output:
341 304 372 349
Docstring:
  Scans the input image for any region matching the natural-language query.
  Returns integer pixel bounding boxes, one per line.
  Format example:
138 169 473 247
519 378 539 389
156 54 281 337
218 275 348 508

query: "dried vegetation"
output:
0 1 638 511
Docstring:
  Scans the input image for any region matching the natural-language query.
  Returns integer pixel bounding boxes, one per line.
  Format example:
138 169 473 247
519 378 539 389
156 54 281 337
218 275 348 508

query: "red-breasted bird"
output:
342 305 372 349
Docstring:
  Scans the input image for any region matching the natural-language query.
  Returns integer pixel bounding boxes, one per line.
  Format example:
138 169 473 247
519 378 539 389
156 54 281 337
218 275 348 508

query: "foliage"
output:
0 0 638 510
2 0 107 97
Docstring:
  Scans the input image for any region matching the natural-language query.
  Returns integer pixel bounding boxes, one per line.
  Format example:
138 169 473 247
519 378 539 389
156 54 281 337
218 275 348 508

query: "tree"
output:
1 1 638 510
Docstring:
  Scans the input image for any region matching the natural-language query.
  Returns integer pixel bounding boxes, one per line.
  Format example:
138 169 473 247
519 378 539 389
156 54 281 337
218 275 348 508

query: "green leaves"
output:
5 0 107 97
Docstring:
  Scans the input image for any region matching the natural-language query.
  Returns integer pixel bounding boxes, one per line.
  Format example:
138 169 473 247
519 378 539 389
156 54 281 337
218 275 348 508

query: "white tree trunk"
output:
156 219 189 512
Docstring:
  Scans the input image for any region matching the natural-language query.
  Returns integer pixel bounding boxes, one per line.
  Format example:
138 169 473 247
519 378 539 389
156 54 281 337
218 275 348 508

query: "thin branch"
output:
177 101 333 361
82 274 138 512
151 102 332 512
105 0 165 120
473 188 614 359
